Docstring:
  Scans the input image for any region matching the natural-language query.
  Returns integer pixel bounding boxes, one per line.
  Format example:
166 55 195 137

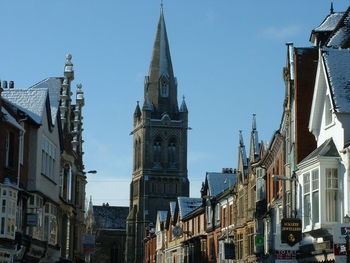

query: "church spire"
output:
330 1 334 14
146 6 178 114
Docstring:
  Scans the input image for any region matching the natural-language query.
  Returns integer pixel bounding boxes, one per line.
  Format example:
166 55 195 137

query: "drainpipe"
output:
17 118 27 187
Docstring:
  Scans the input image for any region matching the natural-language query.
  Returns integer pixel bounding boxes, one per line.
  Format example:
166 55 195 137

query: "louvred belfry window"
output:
160 79 169 97
153 137 162 164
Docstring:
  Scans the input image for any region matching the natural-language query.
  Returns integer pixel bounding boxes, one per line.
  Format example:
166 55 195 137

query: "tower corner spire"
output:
330 1 334 14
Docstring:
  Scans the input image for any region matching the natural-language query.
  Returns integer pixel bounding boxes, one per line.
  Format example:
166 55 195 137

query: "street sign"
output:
255 235 264 246
281 218 302 246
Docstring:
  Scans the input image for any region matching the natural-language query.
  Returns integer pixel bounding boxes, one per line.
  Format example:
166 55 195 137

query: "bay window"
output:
43 203 57 245
303 172 311 227
0 187 17 239
326 168 338 222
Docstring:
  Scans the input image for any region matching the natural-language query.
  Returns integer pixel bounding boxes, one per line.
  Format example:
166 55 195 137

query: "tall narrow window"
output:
5 132 15 168
153 137 162 165
326 168 338 222
160 79 169 97
303 172 311 227
168 138 176 167
311 169 319 223
137 139 141 168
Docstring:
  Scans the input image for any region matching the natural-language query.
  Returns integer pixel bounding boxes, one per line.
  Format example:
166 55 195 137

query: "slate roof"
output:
157 210 168 223
169 202 176 220
177 197 202 220
2 88 48 124
322 48 350 113
206 172 237 197
2 108 23 130
30 77 62 125
93 205 129 230
327 9 350 47
314 12 344 32
299 138 339 165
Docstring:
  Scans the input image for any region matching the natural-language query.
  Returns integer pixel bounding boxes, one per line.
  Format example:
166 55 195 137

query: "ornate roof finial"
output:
161 0 163 10
180 95 188 112
65 54 72 64
330 1 334 14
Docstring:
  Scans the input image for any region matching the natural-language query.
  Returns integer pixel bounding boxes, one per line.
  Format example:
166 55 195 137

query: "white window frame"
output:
27 194 43 240
0 187 17 240
41 136 57 180
43 203 58 245
325 168 338 222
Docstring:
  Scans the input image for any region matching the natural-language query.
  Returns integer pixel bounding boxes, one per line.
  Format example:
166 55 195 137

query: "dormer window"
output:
160 78 169 97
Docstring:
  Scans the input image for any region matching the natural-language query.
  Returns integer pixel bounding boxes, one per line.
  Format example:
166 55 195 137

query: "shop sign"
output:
83 235 96 254
224 242 235 259
332 224 350 263
26 213 38 227
275 250 297 261
25 240 47 260
281 218 302 246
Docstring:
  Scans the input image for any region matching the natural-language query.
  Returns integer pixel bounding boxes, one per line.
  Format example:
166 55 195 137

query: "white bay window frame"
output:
0 186 17 240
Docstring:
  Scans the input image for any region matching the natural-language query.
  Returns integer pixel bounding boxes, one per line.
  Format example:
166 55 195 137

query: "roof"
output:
2 88 48 124
177 197 202 220
169 201 176 220
299 138 339 165
93 205 129 230
322 48 350 113
206 172 237 197
30 77 62 125
314 12 344 32
1 107 24 131
157 210 168 223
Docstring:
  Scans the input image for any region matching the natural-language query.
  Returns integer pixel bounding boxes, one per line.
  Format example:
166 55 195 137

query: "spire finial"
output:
182 95 185 101
161 0 164 13
252 114 257 130
137 100 139 105
239 130 244 146
330 1 334 14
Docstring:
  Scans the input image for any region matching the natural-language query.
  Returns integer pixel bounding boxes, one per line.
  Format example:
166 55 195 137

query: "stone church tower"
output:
125 8 190 263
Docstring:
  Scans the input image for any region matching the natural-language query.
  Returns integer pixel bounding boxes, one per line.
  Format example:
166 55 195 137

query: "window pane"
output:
303 173 310 194
303 194 310 226
312 191 319 223
312 169 319 190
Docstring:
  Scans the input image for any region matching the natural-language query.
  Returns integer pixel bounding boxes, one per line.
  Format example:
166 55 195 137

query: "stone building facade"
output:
125 8 190 263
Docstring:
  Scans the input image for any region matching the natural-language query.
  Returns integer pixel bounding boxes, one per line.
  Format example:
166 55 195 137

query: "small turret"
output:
179 96 188 113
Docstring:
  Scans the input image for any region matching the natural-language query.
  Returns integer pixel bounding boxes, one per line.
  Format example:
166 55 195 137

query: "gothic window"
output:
153 137 162 165
160 78 169 97
137 139 141 169
134 140 137 170
168 138 176 167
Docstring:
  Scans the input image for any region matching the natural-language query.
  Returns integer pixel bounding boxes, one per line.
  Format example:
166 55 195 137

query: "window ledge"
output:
41 173 57 185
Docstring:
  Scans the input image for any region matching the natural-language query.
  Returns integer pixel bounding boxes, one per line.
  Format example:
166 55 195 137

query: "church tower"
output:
125 8 189 263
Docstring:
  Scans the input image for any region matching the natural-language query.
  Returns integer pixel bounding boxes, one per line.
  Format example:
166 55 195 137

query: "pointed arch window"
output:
160 77 169 98
153 137 162 165
137 138 141 169
168 138 176 168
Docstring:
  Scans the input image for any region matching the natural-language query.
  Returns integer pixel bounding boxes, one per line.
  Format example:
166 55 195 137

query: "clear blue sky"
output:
1 1 349 206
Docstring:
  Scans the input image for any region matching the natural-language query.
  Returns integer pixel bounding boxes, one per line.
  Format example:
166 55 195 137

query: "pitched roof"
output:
177 197 202 220
326 8 350 47
30 77 62 125
299 138 339 165
2 88 48 124
314 12 344 32
2 107 24 131
322 48 350 113
93 205 129 230
169 201 176 220
206 172 237 197
157 210 168 223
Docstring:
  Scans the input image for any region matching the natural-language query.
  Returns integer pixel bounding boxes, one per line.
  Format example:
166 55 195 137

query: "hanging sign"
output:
281 218 302 246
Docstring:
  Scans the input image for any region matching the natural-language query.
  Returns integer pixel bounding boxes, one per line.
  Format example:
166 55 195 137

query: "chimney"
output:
222 168 233 174
9 81 14 89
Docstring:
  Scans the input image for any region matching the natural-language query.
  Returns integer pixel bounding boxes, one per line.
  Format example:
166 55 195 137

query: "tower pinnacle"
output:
330 2 334 14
